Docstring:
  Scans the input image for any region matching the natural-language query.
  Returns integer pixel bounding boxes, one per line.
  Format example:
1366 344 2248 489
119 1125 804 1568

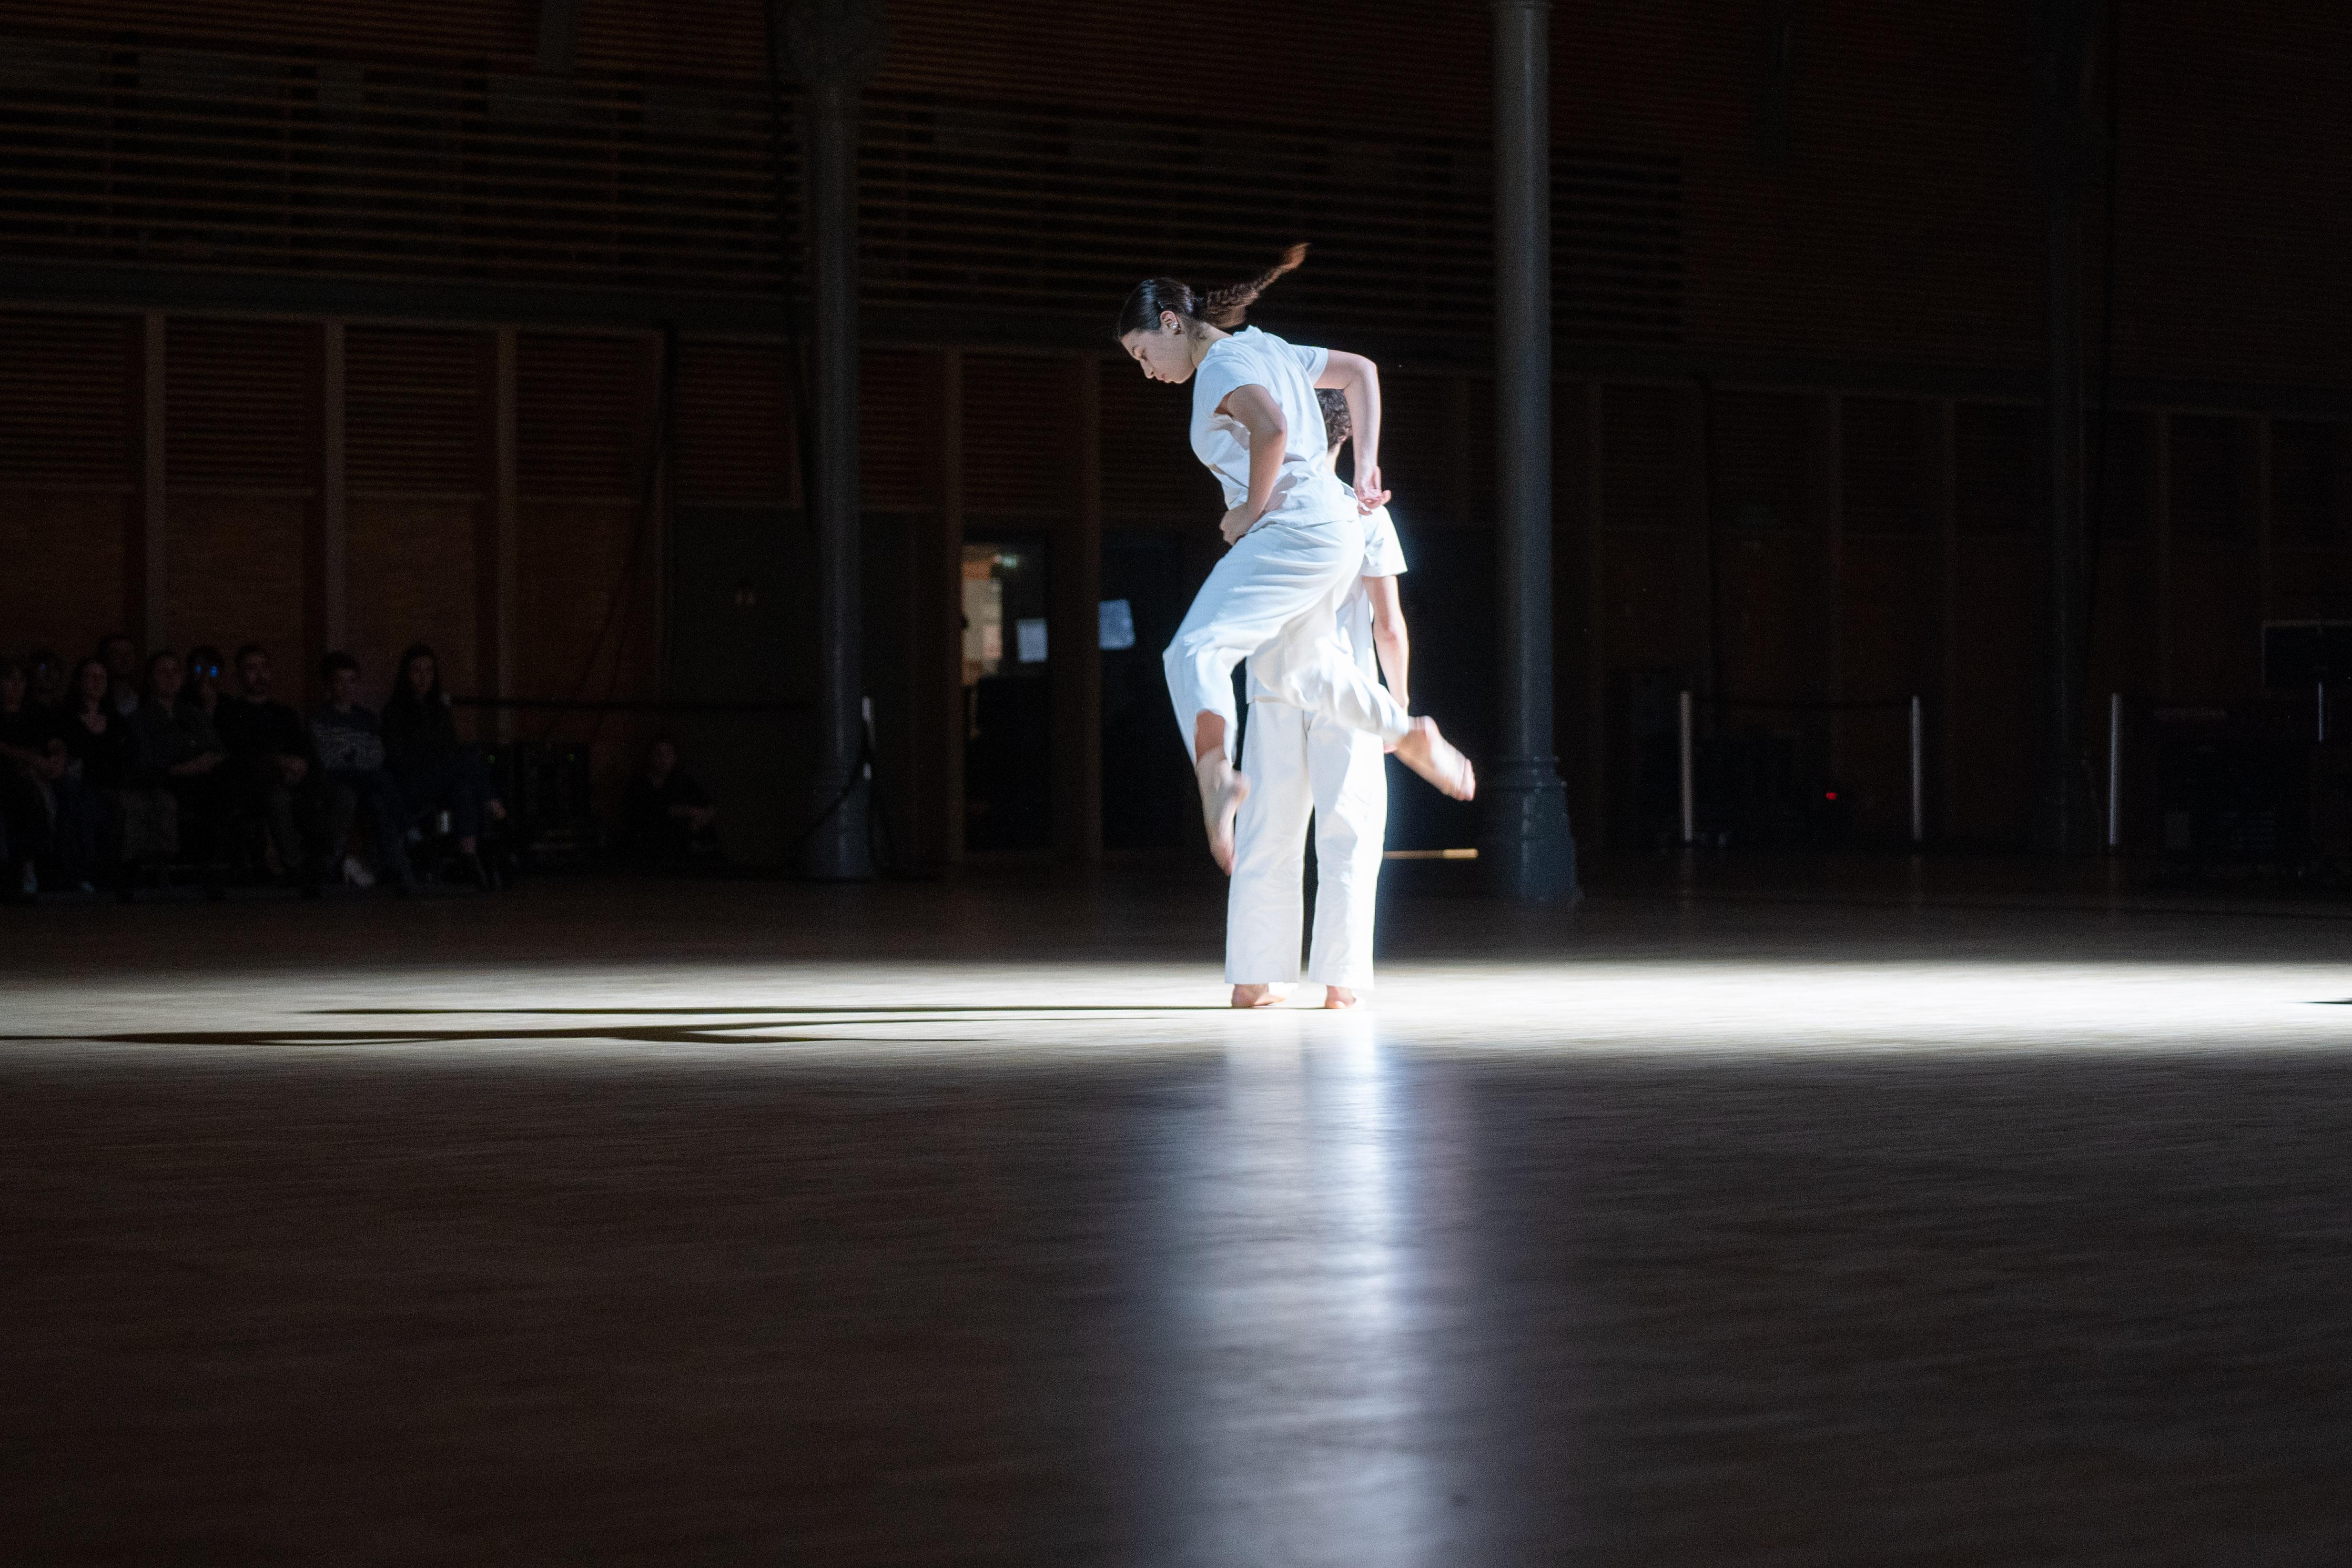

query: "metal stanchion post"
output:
1909 694 1925 846
1677 689 1695 848
2106 691 2123 851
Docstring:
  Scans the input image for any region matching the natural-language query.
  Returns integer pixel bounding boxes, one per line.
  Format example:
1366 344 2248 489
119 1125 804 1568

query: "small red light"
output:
1824 790 1838 801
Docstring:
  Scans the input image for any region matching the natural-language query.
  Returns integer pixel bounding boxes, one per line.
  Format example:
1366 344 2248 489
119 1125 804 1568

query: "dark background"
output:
1 0 2345 864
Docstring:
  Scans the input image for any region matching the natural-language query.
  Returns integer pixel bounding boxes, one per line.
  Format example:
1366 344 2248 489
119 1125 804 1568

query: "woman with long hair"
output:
382 643 507 884
1115 246 1472 871
56 655 146 888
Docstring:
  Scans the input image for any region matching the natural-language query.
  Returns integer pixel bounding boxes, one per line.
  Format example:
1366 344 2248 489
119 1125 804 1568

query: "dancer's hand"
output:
1355 462 1390 511
1219 504 1258 544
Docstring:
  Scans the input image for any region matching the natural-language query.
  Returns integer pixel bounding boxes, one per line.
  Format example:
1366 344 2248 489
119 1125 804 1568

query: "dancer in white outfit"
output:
1114 247 1473 873
1228 390 1409 1010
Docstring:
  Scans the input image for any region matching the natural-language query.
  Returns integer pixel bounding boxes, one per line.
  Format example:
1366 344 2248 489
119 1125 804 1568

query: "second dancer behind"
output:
1115 246 1473 873
1227 390 1409 1010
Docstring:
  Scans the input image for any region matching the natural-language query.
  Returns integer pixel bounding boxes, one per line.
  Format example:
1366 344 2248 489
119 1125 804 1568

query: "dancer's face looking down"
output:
1118 312 1202 384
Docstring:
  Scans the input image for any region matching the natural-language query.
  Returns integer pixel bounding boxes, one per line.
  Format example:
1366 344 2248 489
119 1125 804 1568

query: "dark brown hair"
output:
1115 244 1308 338
1316 388 1351 446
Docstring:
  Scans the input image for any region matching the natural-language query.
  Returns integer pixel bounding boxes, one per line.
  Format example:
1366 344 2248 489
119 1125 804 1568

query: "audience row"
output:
0 639 506 898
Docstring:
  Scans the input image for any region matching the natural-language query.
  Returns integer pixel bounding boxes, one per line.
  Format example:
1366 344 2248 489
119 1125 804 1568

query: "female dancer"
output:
1115 247 1472 872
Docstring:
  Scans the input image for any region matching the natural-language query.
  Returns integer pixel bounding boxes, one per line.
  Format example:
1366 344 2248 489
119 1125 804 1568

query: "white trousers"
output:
1225 699 1388 990
1163 514 1412 763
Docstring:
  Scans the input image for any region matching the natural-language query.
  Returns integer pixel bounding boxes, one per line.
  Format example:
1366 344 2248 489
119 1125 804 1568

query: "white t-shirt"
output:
1340 498 1409 678
1190 327 1346 527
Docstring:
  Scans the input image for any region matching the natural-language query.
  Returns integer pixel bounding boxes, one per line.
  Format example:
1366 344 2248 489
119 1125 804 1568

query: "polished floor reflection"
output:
4 867 2351 1564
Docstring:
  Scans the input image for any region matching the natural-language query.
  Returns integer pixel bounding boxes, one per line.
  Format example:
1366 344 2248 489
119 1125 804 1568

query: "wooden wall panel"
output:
1717 531 1826 702
2270 420 2347 546
1948 536 2033 845
0 313 132 490
165 495 307 686
2087 541 2159 705
0 0 530 60
1600 531 1708 676
2167 542 2258 703
166 319 313 493
2169 415 2256 543
2 1 2347 398
1601 384 1695 533
516 333 648 501
2094 412 2156 539
678 339 795 508
858 349 939 514
0 490 129 654
1954 404 2037 535
1844 398 1931 535
347 326 486 497
2114 1 2352 382
1096 364 1208 526
345 498 477 708
516 497 655 819
1712 393 1810 532
962 355 1073 517
1841 535 1937 835
2270 548 2352 621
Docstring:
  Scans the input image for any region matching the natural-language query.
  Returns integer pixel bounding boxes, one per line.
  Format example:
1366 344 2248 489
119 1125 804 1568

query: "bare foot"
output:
1392 718 1475 800
1323 986 1359 1009
1231 983 1285 1009
1196 754 1251 873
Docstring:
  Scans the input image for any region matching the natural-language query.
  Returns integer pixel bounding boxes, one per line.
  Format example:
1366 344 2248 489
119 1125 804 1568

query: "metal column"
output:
778 0 884 879
1479 0 1578 903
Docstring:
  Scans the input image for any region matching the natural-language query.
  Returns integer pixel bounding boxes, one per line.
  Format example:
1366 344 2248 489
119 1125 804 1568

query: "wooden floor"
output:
5 862 2351 1565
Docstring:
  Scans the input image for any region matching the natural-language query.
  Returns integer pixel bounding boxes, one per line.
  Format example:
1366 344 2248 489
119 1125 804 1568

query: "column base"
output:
1478 756 1579 904
795 777 875 880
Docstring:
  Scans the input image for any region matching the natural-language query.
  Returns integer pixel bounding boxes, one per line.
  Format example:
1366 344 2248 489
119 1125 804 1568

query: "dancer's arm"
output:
1367 576 1410 710
1215 383 1289 543
1315 351 1390 512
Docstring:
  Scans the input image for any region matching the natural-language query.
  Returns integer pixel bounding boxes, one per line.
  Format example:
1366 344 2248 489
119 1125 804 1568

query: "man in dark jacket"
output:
312 651 413 891
214 644 345 885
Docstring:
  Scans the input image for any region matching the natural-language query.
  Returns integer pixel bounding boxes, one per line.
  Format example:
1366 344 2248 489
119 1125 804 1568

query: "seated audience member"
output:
312 651 414 891
56 656 151 888
183 645 227 721
620 736 719 862
132 649 231 866
97 631 143 720
25 647 66 715
214 643 342 888
383 643 505 885
0 655 63 894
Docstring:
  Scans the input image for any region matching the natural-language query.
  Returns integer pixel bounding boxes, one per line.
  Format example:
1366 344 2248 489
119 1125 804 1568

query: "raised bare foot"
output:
1196 753 1251 873
1392 717 1475 800
1231 983 1285 1009
1323 986 1359 1009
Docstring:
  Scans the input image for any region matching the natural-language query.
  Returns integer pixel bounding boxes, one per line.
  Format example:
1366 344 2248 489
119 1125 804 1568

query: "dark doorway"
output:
963 537 1053 851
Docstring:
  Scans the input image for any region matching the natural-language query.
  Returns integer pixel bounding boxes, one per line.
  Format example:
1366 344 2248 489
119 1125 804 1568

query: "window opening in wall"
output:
962 539 1052 852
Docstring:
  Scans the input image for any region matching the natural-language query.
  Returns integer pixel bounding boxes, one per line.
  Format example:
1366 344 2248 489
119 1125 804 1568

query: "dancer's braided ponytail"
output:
1115 244 1310 337
1196 243 1308 328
